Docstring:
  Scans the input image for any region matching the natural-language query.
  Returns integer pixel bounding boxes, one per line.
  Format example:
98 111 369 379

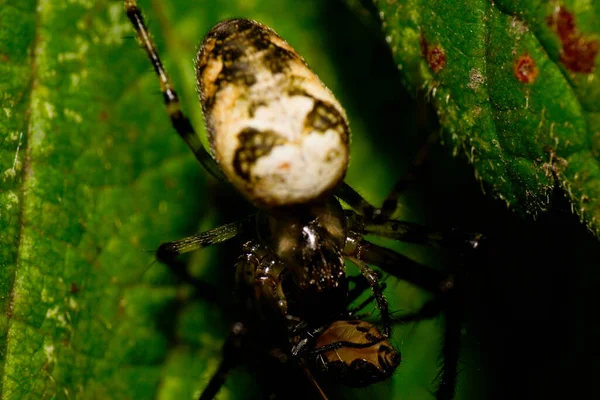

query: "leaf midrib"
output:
2 0 40 396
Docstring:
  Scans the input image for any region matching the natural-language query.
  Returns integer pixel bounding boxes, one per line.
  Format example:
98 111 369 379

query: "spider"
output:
124 1 482 398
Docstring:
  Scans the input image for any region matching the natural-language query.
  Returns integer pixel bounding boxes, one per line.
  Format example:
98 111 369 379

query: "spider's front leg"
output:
123 0 223 180
155 220 247 301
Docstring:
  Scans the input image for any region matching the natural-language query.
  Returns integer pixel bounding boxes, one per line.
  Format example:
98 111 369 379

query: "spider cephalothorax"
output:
125 1 481 399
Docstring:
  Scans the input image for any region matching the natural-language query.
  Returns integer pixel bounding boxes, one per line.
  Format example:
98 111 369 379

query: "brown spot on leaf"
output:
420 34 446 73
546 6 598 73
514 54 539 83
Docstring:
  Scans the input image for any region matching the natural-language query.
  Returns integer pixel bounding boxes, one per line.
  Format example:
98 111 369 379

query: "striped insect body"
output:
311 320 401 387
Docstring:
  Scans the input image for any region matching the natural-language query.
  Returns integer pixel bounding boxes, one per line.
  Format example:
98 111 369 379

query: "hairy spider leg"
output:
156 220 247 262
199 322 247 400
346 235 465 400
344 256 391 337
369 131 435 223
124 0 224 181
154 220 246 303
346 274 372 303
348 282 388 317
391 281 463 400
298 359 330 400
346 210 483 251
335 154 427 224
344 233 454 294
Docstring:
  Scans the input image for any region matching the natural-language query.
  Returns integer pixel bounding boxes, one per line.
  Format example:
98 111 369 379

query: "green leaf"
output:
374 0 600 237
1 0 449 399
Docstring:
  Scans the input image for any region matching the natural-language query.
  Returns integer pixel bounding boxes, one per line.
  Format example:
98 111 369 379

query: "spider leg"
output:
346 274 371 304
155 220 246 302
163 257 220 302
393 290 462 400
348 236 464 400
344 234 454 294
156 220 247 262
335 182 374 216
124 0 223 180
199 322 247 400
369 134 434 223
344 233 462 393
348 282 387 317
435 293 462 400
335 137 432 223
346 210 483 251
298 359 330 400
345 256 391 337
337 94 436 222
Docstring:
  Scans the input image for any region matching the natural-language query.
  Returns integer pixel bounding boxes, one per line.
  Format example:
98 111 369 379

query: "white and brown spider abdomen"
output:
196 19 350 208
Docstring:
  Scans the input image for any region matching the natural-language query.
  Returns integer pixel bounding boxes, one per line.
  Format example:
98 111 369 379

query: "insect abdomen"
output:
196 19 350 208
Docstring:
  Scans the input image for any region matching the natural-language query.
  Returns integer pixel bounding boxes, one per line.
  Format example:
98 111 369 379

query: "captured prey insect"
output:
124 1 482 399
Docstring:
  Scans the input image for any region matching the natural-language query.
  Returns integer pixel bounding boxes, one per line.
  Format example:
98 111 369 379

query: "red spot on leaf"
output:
428 48 447 73
514 54 539 83
546 6 599 73
420 34 446 73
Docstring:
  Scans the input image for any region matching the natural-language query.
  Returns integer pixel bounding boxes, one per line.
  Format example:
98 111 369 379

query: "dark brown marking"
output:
197 19 302 114
233 127 286 181
378 345 392 354
546 6 598 73
247 100 267 117
304 100 347 139
364 333 378 342
262 45 296 73
217 60 257 87
514 54 539 83
355 326 369 333
285 77 311 97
